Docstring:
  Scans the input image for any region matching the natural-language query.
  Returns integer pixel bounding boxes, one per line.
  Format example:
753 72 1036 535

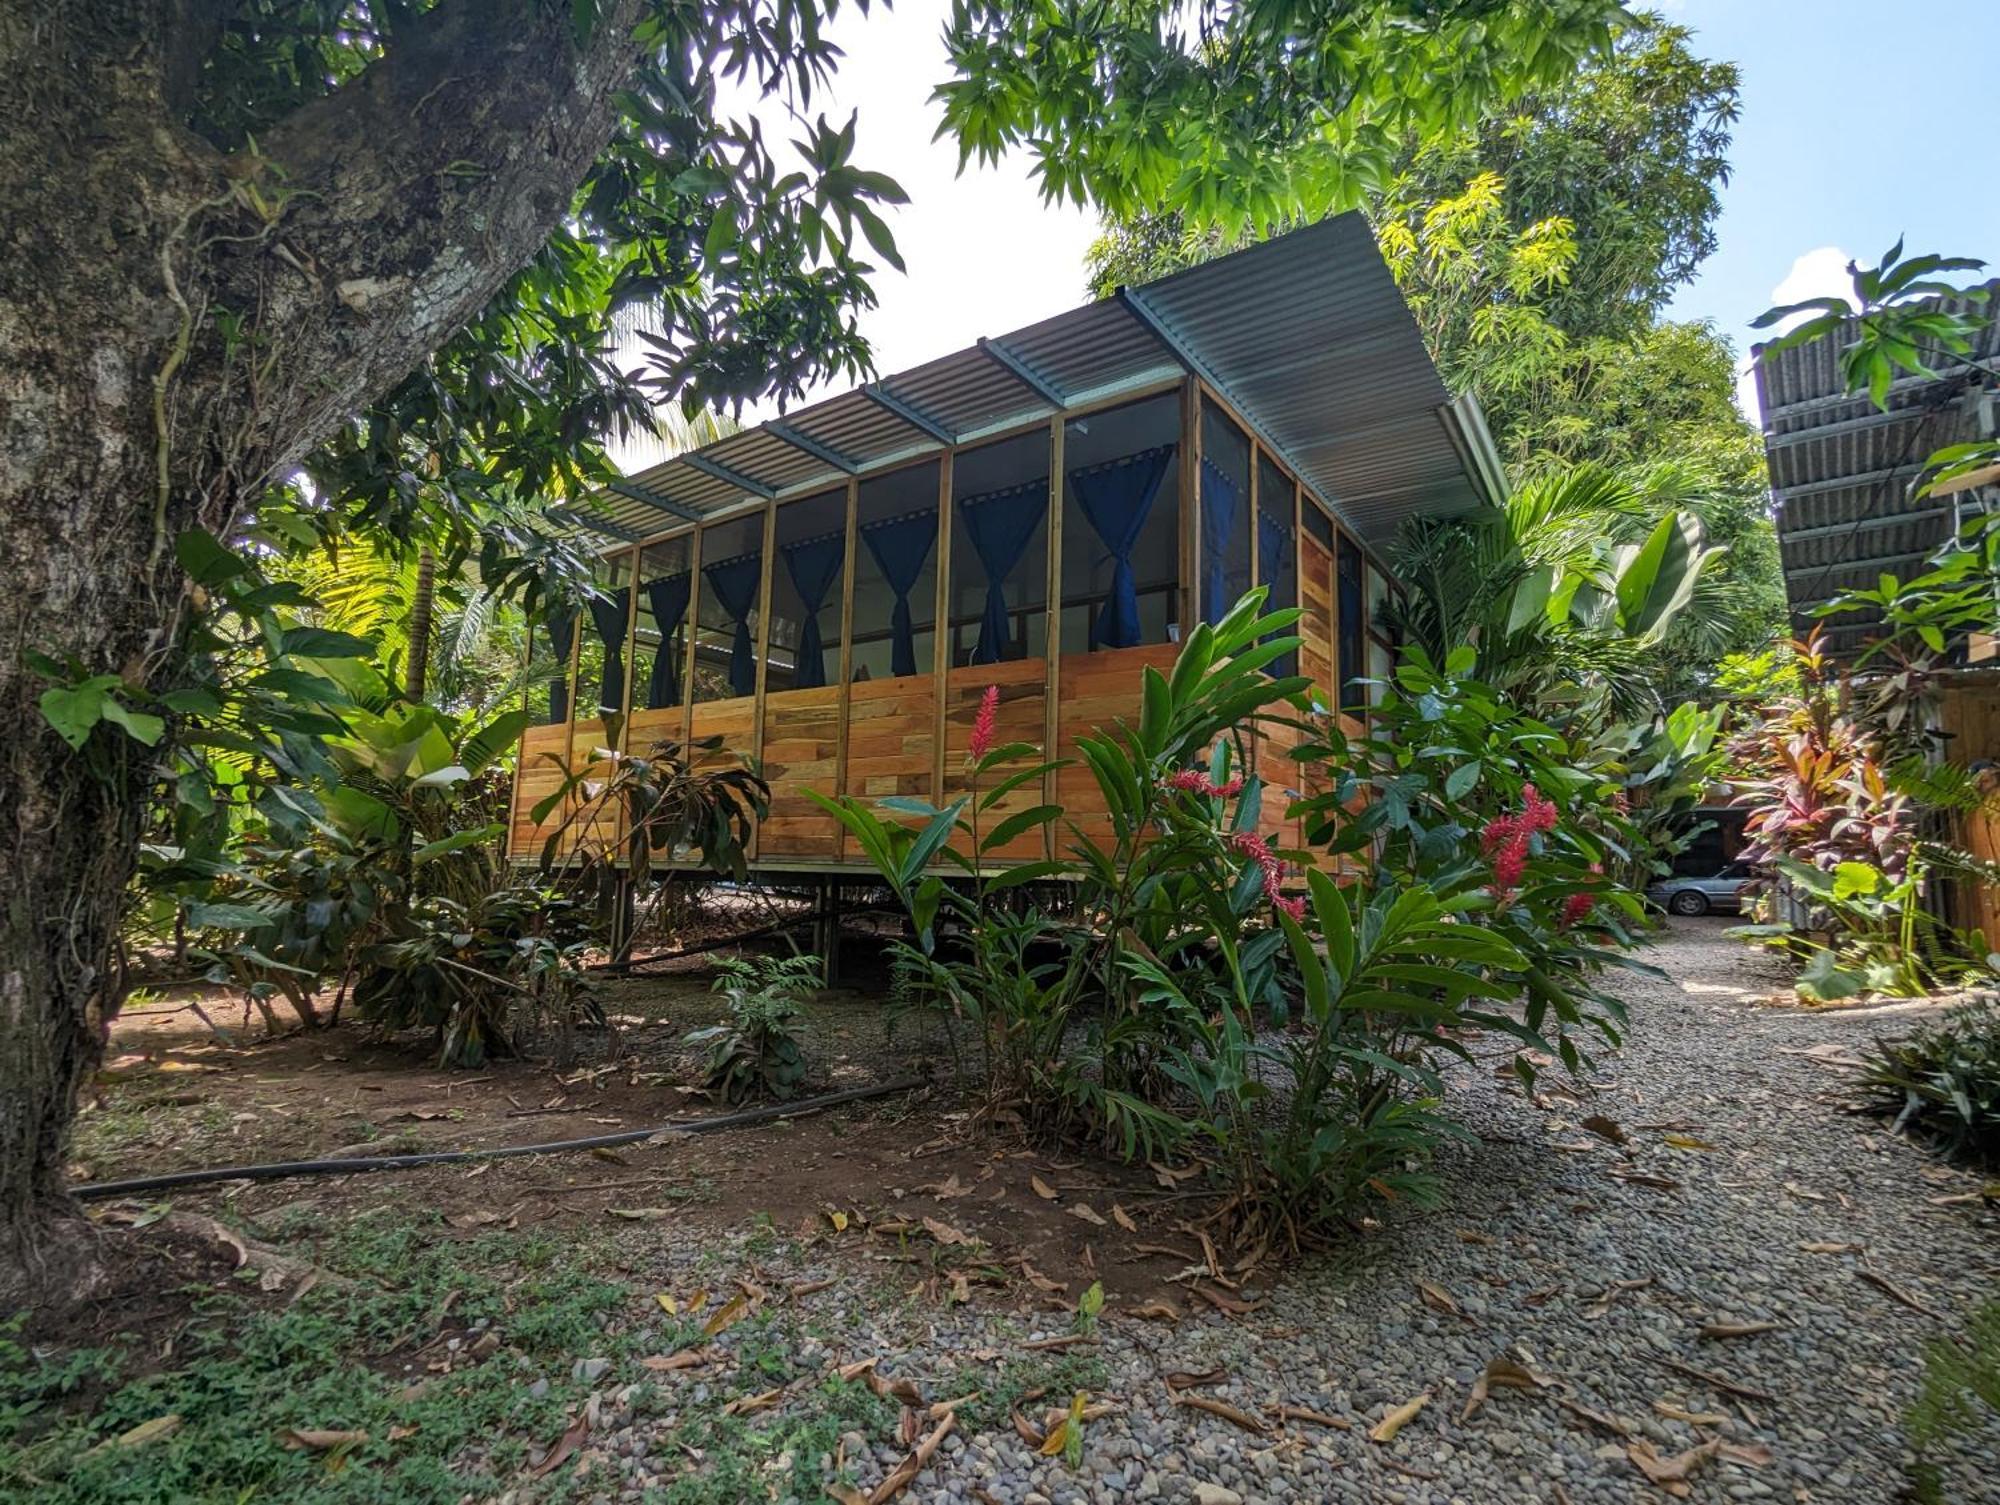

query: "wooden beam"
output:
750 499 777 863
863 383 956 445
609 478 703 523
684 451 778 500
1043 414 1064 864
978 336 1066 408
833 475 859 861
932 456 956 816
765 420 859 475
551 505 644 544
1180 377 1200 639
680 521 702 750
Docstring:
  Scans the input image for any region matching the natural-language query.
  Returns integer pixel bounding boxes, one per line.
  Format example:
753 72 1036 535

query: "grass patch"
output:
0 1217 634 1504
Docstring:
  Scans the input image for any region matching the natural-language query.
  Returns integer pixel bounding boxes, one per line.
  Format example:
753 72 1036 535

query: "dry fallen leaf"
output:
1628 1438 1721 1493
702 1292 748 1337
722 1386 784 1417
1171 1392 1268 1435
1699 1320 1782 1339
605 1206 677 1221
1368 1393 1429 1444
1553 1397 1635 1437
655 1292 678 1315
826 1209 850 1232
922 1175 969 1200
529 1415 589 1479
1798 1241 1863 1255
640 1349 711 1372
1191 1284 1262 1316
1415 1279 1463 1317
1662 1133 1717 1151
1066 1202 1108 1227
868 1410 954 1504
1030 1175 1059 1201
98 1415 183 1451
1164 1366 1228 1392
1460 1354 1552 1421
278 1428 369 1451
1129 1300 1180 1322
1111 1203 1138 1233
1581 1114 1628 1146
921 1215 979 1248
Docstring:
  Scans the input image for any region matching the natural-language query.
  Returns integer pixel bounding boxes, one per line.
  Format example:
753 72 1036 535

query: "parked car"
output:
1647 860 1759 917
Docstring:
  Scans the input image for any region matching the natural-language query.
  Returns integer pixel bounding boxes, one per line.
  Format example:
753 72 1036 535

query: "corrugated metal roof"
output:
561 213 1496 551
1755 281 2000 647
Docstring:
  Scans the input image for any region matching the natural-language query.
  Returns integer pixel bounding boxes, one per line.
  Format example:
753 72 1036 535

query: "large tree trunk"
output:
0 0 643 1298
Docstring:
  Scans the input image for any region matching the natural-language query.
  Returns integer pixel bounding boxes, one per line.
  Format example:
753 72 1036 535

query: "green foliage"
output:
834 593 1663 1245
0 1220 631 1504
1906 1297 2000 1505
686 954 820 1102
1385 462 1728 723
1860 1000 2000 1167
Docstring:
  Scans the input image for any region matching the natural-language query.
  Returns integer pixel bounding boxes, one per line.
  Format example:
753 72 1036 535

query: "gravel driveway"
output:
579 920 1999 1505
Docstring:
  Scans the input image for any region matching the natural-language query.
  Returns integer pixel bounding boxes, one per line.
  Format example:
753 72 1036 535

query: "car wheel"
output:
1668 889 1710 917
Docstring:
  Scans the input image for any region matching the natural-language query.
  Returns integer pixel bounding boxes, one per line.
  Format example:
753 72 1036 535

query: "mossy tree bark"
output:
0 0 644 1298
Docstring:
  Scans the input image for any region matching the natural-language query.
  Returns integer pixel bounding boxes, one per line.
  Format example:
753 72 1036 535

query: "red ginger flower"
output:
1273 893 1307 922
968 684 999 762
1166 767 1243 798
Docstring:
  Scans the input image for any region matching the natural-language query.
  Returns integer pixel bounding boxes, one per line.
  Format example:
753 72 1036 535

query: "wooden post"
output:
1180 377 1200 638
680 521 702 752
833 476 859 861
1043 414 1064 864
750 500 777 864
931 452 954 808
615 544 641 865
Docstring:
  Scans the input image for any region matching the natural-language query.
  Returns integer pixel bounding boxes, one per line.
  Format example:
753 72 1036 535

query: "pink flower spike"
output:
1274 894 1306 922
1166 768 1207 792
968 684 999 762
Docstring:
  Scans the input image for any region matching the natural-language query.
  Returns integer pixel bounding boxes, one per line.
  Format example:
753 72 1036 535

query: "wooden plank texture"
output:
943 658 1049 864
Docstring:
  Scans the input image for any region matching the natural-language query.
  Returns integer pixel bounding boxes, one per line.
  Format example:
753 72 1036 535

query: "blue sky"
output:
688 1 2000 434
1660 0 2000 410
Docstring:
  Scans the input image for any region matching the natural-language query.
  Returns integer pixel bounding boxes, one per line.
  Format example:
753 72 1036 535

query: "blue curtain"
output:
586 591 630 715
782 533 845 689
959 480 1044 664
1200 456 1242 627
642 572 691 709
1069 445 1173 650
704 552 762 698
543 608 575 724
1258 510 1296 677
862 508 937 678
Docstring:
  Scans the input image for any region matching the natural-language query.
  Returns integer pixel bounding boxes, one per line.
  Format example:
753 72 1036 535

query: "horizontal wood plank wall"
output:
510 722 572 856
690 695 758 794
943 658 1048 864
1055 642 1182 852
1938 681 2000 948
760 686 844 859
567 717 620 856
843 672 936 821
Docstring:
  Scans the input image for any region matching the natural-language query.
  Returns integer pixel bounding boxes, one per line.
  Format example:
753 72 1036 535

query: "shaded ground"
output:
15 921 2000 1503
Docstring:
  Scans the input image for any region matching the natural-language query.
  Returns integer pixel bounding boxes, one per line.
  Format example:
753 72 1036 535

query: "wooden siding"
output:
1056 643 1182 853
843 672 937 828
509 722 572 857
760 685 843 859
1937 679 2000 950
942 658 1049 864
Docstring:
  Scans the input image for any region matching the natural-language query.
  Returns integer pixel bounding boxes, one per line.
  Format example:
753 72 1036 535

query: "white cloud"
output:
1735 245 1854 423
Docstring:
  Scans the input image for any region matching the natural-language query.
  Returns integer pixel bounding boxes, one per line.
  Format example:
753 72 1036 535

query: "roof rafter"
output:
608 478 702 523
861 382 955 445
682 452 777 499
764 421 858 475
977 336 1065 408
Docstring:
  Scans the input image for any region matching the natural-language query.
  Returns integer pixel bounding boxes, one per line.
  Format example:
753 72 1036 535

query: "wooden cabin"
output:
509 213 1505 873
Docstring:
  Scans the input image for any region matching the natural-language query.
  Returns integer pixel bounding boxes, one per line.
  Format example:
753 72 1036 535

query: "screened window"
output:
1059 394 1181 654
950 431 1050 666
1200 402 1252 627
1257 453 1297 676
767 489 848 693
632 534 693 714
852 461 940 682
578 550 634 722
693 513 765 704
1337 533 1365 710
1301 496 1334 550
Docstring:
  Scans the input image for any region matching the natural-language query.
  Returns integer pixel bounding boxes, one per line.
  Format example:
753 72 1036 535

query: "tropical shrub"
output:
352 884 599 1068
1906 1297 2000 1505
1859 999 2000 1166
825 595 1665 1245
686 953 819 1102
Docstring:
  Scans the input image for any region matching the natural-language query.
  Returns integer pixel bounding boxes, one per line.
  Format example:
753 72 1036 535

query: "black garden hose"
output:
74 1076 923 1201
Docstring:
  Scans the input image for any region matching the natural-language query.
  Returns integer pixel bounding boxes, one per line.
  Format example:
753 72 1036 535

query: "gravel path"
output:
558 921 1999 1505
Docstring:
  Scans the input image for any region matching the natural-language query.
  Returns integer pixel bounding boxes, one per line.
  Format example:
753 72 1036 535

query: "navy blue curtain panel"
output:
642 572 692 709
543 607 575 723
861 508 937 678
959 480 1044 664
1069 445 1173 650
782 533 845 689
704 552 763 698
586 591 631 716
1200 457 1241 627
1257 511 1296 677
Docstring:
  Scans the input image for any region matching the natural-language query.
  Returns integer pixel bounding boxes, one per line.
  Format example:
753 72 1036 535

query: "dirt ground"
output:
79 938 1195 1313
